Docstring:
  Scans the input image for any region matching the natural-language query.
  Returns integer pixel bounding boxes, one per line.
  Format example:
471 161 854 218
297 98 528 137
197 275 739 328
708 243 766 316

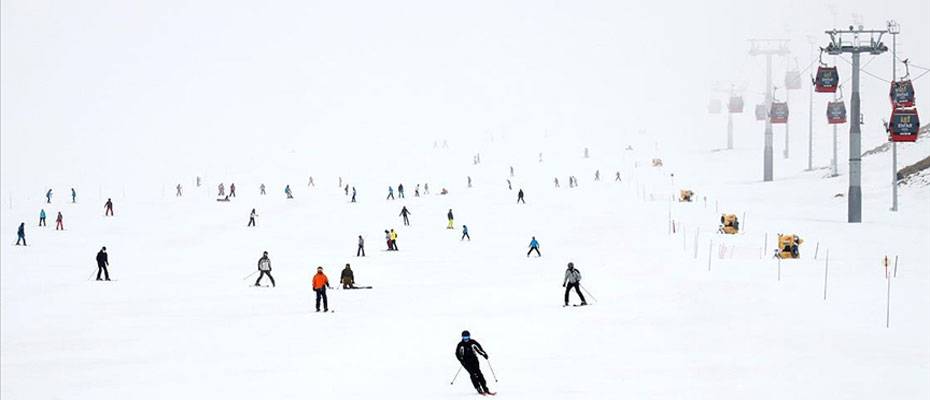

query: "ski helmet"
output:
461 330 470 338
568 262 574 269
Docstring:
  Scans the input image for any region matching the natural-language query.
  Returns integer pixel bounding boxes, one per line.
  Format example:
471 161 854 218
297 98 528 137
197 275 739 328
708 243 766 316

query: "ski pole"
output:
242 270 259 280
580 284 598 303
486 359 498 382
450 366 462 385
87 268 97 281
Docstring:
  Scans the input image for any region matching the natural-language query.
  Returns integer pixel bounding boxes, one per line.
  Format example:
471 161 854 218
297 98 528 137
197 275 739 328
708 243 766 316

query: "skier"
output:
461 225 471 241
447 209 454 229
96 247 110 281
46 189 52 204
398 184 405 199
563 262 587 306
248 208 257 227
615 171 621 182
218 183 225 197
390 229 399 251
254 251 274 287
285 185 293 199
229 183 236 197
260 184 266 195
507 180 512 190
539 152 543 162
55 212 64 230
595 170 600 181
584 147 589 158
340 263 355 289
312 266 331 312
339 176 343 188
455 330 494 396
39 209 46 226
345 184 349 196
415 184 420 197
308 176 315 187
554 177 560 188
15 223 26 246
71 188 77 203
517 189 525 204
424 183 429 195
357 235 365 257
386 186 395 200
467 176 472 188
196 176 201 187
509 166 514 177
176 184 182 196
351 187 357 203
527 236 541 257
384 230 393 251
104 198 114 216
399 206 412 226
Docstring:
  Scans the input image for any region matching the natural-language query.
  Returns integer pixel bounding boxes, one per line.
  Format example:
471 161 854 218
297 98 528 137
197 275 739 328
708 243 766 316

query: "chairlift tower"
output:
749 39 790 182
824 26 888 223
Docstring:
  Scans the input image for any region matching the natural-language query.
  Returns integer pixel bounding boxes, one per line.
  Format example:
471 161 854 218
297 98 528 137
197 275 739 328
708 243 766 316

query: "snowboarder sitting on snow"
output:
96 247 110 281
312 266 331 312
527 237 541 257
563 262 587 306
455 330 494 395
340 264 355 289
255 251 274 287
217 195 230 202
440 188 448 195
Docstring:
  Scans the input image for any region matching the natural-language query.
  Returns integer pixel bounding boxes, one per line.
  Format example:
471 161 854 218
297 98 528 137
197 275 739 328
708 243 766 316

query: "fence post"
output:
707 240 713 271
777 258 781 281
693 228 700 259
893 255 898 278
886 271 892 328
761 233 768 259
813 242 820 260
823 250 829 300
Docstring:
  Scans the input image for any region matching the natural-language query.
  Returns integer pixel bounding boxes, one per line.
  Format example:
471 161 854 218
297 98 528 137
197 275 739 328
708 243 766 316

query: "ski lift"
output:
889 60 915 108
770 101 789 124
814 50 839 93
728 96 744 113
708 99 722 114
827 86 847 124
888 108 920 142
754 104 767 121
785 59 802 90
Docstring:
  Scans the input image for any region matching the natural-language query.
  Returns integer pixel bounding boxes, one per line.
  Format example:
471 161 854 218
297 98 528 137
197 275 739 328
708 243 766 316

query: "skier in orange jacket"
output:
312 267 331 312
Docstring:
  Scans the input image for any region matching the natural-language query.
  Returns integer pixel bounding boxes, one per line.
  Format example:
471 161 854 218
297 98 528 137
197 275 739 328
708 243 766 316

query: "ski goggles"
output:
462 336 470 340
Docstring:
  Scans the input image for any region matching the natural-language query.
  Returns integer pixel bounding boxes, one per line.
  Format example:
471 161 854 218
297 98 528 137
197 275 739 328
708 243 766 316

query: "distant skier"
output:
312 266 331 312
390 229 399 251
594 170 600 181
584 147 589 158
339 177 343 188
15 223 26 246
386 186 395 200
415 184 421 197
400 206 412 226
254 251 274 287
455 330 494 396
507 180 512 190
104 198 114 216
351 187 357 203
71 188 77 203
196 176 201 187
260 184 266 195
46 189 52 204
357 235 365 257
229 183 236 197
345 184 349 196
96 247 110 281
248 209 257 227
615 172 621 182
467 176 472 188
447 209 454 229
509 166 514 177
285 185 293 199
424 183 430 195
176 184 182 196
340 264 355 289
517 189 525 204
218 183 225 197
55 212 64 230
527 236 541 257
539 152 543 162
308 176 315 187
398 184 405 199
461 225 470 241
39 209 47 226
562 262 587 306
384 230 393 251
554 177 560 188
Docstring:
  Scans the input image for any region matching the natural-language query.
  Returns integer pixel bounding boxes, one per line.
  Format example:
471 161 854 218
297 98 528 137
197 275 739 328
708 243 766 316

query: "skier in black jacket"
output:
399 206 412 226
96 247 110 281
255 251 274 287
455 330 494 395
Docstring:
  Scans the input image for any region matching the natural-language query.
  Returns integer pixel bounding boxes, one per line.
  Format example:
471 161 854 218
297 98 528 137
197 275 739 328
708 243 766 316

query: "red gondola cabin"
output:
888 108 920 142
769 102 789 124
889 80 915 108
728 96 744 113
815 66 839 93
826 101 847 124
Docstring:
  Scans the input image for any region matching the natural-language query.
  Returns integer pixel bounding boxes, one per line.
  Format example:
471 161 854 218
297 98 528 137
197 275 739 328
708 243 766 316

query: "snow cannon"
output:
651 158 664 167
679 190 694 202
775 234 803 259
718 214 739 235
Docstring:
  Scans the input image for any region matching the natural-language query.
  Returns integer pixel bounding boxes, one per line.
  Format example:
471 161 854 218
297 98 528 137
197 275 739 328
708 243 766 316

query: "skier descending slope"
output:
461 225 470 241
562 262 587 306
517 189 526 204
527 236 541 257
254 251 274 287
312 267 331 312
248 209 257 227
104 198 114 216
39 209 46 226
46 189 52 204
96 247 110 281
455 330 495 396
447 209 454 229
399 206 412 226
55 212 63 230
356 235 365 256
15 222 26 246
71 188 77 203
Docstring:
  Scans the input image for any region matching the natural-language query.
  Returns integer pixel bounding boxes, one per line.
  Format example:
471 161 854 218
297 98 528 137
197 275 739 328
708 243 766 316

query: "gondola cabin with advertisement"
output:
888 108 920 142
728 96 744 113
826 101 847 124
769 102 789 124
889 80 915 108
754 104 767 121
815 66 839 93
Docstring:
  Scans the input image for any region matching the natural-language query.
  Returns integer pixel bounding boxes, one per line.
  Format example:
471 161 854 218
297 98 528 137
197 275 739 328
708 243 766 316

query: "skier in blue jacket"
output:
46 189 53 204
39 209 47 226
527 237 541 257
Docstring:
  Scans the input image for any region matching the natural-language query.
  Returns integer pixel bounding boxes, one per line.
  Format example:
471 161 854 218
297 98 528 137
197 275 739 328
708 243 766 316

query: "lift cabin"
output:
888 108 920 142
889 80 915 108
754 104 767 121
679 190 694 202
708 99 722 114
775 234 803 259
827 100 847 124
769 102 789 124
814 66 839 93
719 214 739 235
728 96 744 113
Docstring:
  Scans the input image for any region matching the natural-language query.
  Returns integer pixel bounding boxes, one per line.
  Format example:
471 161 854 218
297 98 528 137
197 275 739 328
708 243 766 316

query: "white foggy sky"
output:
2 0 928 190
